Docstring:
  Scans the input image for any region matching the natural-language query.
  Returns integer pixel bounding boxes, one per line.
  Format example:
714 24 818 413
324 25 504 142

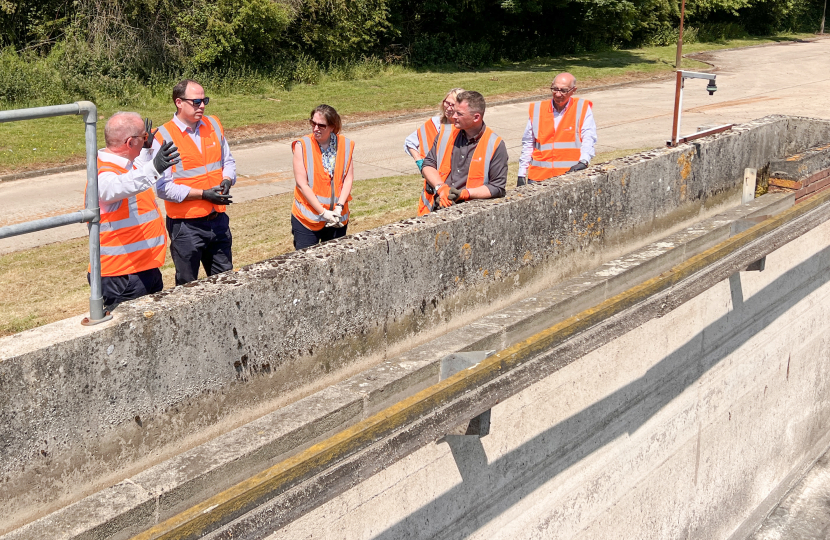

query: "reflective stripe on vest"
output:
92 156 167 276
156 116 226 218
435 125 502 188
416 119 439 160
100 234 166 257
527 98 590 181
292 134 354 231
418 125 502 216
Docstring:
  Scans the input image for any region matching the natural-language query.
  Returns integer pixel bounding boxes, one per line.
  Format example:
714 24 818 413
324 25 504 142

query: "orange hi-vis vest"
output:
418 125 503 216
155 115 226 219
416 117 439 159
527 97 592 181
292 134 355 231
93 156 167 277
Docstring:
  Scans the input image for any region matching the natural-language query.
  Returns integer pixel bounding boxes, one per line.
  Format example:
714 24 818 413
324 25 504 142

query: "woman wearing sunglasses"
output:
403 88 464 215
291 104 355 250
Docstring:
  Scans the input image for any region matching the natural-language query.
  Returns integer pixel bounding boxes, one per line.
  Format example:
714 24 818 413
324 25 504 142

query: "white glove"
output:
320 209 339 226
326 206 345 228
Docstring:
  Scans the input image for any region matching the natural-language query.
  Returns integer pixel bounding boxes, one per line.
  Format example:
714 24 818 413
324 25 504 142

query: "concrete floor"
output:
2 37 829 254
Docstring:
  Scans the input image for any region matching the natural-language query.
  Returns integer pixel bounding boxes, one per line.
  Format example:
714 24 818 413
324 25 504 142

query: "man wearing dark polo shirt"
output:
420 91 508 213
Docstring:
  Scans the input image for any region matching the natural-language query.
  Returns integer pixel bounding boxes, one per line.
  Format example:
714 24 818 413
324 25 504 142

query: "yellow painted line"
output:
132 189 830 540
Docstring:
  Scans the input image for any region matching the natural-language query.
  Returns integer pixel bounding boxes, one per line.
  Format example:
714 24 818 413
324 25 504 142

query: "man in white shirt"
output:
517 72 597 186
151 79 236 285
93 112 179 309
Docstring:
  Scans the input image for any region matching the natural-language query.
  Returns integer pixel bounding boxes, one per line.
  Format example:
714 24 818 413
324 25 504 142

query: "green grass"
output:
0 33 813 175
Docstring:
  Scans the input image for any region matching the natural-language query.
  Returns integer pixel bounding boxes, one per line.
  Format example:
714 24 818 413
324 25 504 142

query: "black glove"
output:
152 141 180 174
220 178 232 196
202 186 233 205
517 176 527 187
568 161 588 173
143 118 158 149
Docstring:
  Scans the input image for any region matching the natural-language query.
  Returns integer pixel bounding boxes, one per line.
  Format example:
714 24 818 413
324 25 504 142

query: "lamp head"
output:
707 79 717 95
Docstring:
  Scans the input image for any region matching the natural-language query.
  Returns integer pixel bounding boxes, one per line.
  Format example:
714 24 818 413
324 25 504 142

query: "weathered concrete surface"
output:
0 192 793 540
746 446 830 540
267 197 830 540
1 115 829 532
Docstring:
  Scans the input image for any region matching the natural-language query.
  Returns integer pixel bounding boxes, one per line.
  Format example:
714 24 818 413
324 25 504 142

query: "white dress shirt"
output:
403 116 442 156
152 114 237 203
518 99 597 177
97 148 160 204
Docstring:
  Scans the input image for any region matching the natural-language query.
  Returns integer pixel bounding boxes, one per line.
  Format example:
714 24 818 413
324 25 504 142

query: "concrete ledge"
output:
1 192 797 540
770 141 830 180
2 115 829 530
131 183 830 540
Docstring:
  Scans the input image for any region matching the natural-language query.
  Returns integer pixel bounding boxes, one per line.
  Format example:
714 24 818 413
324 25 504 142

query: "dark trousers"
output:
88 267 163 310
166 212 233 286
291 215 347 250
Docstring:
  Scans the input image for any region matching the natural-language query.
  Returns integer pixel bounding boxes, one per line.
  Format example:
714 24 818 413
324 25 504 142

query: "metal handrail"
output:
0 101 112 325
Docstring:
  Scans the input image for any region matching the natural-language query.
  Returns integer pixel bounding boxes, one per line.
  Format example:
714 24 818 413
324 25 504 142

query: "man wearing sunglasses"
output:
92 112 180 310
152 79 237 286
517 72 597 186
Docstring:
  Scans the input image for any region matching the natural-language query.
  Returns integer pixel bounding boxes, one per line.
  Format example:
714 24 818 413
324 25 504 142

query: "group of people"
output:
90 72 596 311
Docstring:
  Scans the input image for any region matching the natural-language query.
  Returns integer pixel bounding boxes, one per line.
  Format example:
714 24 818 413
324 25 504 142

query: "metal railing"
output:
0 101 112 325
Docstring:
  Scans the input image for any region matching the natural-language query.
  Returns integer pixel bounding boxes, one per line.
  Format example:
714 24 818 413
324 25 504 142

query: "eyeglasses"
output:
442 100 455 108
181 97 210 107
551 87 574 94
310 120 329 129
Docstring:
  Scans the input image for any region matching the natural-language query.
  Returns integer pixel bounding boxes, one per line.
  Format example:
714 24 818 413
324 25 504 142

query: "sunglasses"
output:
310 120 329 129
181 97 210 107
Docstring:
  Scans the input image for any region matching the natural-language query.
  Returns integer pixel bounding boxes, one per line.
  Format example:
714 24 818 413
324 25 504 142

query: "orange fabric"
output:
155 115 226 218
416 119 439 160
292 134 355 231
92 157 167 277
418 125 502 216
527 97 591 181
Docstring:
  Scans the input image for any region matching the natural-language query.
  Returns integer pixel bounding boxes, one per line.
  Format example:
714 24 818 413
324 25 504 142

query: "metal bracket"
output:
731 216 768 271
439 351 494 437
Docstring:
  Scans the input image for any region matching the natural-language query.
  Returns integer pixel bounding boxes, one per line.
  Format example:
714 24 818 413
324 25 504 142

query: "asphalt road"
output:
2 37 828 255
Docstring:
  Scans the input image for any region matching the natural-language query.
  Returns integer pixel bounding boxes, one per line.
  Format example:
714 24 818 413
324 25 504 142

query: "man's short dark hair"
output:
456 91 486 115
172 79 201 104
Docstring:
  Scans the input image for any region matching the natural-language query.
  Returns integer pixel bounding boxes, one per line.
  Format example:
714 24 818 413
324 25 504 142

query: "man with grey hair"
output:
91 111 179 310
420 90 508 212
518 72 597 185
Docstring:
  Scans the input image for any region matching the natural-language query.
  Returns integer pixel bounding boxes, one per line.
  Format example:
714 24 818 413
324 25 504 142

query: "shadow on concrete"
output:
371 244 830 540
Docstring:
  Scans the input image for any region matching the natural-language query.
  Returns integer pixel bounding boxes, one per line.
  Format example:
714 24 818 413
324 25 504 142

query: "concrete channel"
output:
2 115 830 539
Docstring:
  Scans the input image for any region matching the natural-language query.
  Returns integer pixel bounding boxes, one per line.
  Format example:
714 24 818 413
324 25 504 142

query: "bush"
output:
409 36 494 68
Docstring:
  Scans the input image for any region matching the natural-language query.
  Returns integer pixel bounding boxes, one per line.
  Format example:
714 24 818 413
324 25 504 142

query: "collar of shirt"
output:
550 97 573 117
462 122 487 144
98 149 132 169
172 113 205 134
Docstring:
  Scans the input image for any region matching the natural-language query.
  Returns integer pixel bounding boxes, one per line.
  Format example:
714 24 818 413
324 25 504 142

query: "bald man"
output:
517 72 597 185
91 112 179 310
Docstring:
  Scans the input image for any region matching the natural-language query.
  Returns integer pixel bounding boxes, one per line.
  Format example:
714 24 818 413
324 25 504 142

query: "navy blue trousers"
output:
291 215 347 250
88 267 163 310
166 212 233 285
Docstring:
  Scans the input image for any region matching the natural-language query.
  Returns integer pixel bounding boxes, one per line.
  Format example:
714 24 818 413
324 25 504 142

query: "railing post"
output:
79 101 111 325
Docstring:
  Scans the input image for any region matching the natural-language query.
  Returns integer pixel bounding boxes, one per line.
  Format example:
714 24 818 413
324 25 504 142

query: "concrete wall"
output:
1 115 829 529
271 200 830 540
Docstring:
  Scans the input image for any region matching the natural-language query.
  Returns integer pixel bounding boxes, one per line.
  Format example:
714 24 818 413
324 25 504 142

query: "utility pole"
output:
675 0 686 69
